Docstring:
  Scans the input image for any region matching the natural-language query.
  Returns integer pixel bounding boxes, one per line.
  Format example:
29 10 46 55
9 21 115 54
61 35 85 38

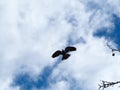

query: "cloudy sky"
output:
1 0 120 90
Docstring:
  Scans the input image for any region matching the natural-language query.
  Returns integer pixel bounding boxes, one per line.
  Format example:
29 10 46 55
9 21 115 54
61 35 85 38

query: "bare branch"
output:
98 80 120 90
106 42 120 56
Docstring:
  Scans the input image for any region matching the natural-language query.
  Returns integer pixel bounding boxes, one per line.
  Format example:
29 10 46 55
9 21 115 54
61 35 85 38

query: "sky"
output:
0 0 120 90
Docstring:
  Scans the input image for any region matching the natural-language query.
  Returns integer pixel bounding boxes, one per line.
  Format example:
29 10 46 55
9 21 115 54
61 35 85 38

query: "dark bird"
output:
52 46 76 60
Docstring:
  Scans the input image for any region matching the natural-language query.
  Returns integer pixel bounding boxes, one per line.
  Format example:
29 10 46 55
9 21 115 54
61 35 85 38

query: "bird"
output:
52 46 76 60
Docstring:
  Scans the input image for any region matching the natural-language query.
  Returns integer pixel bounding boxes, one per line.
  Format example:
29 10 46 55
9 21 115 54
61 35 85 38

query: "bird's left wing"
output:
65 46 76 52
52 50 62 58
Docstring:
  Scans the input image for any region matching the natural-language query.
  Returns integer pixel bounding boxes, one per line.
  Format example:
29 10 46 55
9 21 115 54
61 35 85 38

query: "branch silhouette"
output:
106 42 120 56
98 80 120 90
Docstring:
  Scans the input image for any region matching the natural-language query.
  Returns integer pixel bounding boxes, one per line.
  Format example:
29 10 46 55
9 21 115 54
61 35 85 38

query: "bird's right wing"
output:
52 50 62 58
65 46 76 52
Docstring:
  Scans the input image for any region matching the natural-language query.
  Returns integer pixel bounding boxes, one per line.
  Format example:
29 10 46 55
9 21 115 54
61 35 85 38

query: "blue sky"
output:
94 14 120 48
1 0 120 90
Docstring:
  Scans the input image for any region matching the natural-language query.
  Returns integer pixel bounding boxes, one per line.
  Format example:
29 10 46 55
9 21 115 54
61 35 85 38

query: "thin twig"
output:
98 80 120 90
106 42 120 56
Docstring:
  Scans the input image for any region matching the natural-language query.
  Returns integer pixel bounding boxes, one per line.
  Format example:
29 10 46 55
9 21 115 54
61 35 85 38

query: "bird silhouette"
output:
52 46 76 60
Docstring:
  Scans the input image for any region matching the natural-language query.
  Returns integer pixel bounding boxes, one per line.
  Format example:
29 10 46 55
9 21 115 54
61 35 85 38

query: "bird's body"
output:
61 50 70 60
52 46 76 60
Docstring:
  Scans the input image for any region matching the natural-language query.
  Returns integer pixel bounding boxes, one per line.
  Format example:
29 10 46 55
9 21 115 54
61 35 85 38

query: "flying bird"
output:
52 46 76 60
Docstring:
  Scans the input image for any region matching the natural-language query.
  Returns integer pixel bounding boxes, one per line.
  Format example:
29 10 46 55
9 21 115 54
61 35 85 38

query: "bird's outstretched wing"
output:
52 50 62 58
65 46 76 52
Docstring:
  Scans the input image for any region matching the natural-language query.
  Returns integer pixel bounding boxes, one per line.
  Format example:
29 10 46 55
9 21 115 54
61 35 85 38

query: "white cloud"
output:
49 81 70 90
0 77 20 90
0 0 120 90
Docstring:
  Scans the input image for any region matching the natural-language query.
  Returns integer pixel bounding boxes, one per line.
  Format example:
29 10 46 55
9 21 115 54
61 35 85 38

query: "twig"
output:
106 42 120 56
98 80 120 90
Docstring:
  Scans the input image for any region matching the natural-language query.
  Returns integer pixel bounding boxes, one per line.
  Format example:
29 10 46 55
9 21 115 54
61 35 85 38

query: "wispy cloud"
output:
1 0 120 90
12 59 62 90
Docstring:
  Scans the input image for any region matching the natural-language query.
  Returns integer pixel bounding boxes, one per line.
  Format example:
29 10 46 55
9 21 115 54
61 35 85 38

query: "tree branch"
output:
106 42 120 56
98 80 120 90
